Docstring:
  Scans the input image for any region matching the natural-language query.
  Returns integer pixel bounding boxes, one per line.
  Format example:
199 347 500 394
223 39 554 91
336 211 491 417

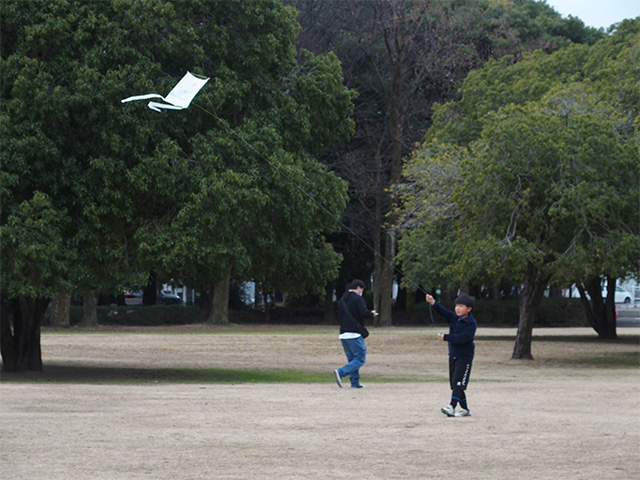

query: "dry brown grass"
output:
2 325 638 479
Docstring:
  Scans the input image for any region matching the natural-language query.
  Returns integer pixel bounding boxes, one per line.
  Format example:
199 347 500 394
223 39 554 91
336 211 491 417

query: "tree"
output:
142 14 355 324
566 19 640 337
395 18 640 358
1 0 206 370
471 99 636 356
288 0 603 326
49 292 71 328
1 0 354 370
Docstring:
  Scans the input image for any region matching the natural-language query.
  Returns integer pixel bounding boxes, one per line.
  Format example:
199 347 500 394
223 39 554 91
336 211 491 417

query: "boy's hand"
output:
425 294 435 305
437 333 445 341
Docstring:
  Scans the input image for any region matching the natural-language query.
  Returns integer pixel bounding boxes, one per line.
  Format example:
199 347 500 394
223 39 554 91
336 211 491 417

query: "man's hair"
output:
455 294 475 308
348 279 366 290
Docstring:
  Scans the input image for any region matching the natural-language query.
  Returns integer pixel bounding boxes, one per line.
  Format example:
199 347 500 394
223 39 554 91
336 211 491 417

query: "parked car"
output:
125 290 183 305
603 286 632 304
565 284 633 304
159 291 182 305
124 290 143 306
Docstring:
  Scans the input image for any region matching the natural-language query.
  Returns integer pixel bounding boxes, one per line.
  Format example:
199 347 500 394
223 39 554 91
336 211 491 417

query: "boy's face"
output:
455 304 472 318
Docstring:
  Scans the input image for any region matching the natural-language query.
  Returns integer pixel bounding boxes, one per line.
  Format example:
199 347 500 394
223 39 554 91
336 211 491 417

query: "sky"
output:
543 0 640 30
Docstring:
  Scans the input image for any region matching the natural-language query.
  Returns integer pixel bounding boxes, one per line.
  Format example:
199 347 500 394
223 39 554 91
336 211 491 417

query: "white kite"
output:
121 71 209 112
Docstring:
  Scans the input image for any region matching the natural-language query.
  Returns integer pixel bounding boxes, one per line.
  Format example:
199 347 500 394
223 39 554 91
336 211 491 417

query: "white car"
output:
602 286 632 304
566 284 633 304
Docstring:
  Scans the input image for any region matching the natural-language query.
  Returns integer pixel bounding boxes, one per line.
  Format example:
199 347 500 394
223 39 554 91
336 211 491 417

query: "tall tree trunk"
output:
49 291 70 328
1 297 49 372
377 229 395 326
197 288 213 324
79 291 99 327
375 60 404 328
375 221 399 326
209 270 231 325
578 276 617 338
512 262 551 360
600 277 617 339
373 217 383 327
323 284 335 324
0 293 18 372
143 272 158 306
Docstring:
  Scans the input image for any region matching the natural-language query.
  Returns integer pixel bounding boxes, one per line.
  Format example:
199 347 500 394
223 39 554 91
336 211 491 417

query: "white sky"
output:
543 0 640 30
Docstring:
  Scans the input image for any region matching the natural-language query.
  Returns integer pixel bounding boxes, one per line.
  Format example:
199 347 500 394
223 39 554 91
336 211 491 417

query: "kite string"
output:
192 101 438 328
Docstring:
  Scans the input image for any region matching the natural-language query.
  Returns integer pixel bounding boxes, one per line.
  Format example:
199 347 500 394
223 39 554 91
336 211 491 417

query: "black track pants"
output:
449 357 472 408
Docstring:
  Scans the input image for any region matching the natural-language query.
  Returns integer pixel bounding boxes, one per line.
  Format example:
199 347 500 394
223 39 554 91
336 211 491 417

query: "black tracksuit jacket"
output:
433 301 477 360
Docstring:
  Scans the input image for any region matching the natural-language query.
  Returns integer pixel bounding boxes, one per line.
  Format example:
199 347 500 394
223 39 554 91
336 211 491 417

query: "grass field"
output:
1 325 639 479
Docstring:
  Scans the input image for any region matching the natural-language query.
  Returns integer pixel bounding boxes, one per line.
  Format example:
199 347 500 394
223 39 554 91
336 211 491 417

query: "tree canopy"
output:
0 0 355 370
395 18 640 357
288 0 604 325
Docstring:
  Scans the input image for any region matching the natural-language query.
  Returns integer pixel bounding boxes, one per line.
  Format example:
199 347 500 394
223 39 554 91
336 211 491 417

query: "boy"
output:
425 293 477 417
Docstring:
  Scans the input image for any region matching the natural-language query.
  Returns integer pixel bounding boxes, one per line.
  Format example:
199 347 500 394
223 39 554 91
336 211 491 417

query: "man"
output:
333 279 378 389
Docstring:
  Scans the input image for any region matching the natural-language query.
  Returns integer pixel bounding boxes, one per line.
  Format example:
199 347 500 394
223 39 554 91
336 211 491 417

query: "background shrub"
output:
407 298 588 327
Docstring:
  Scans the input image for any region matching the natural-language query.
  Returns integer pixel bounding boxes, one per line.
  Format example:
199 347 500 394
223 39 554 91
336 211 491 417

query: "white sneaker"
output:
333 369 343 388
440 405 455 417
455 409 471 417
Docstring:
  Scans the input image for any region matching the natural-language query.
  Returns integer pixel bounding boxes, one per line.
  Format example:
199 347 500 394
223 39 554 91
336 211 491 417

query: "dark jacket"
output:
433 301 477 360
338 291 372 338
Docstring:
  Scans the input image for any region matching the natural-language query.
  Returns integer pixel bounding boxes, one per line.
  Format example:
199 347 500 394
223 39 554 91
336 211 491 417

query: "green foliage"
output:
427 45 591 146
489 0 604 48
1 0 354 304
397 19 640 295
0 192 76 297
288 0 604 296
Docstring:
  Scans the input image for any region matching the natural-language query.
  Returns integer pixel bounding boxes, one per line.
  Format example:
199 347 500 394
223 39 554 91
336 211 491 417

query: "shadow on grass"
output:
479 334 639 368
0 365 427 385
0 365 332 384
480 333 640 344
554 351 640 368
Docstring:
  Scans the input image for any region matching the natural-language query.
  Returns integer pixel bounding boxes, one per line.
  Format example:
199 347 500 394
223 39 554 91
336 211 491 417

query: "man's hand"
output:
425 294 435 305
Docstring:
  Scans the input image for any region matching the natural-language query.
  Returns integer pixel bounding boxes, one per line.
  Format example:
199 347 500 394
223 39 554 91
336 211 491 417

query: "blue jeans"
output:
337 336 367 387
